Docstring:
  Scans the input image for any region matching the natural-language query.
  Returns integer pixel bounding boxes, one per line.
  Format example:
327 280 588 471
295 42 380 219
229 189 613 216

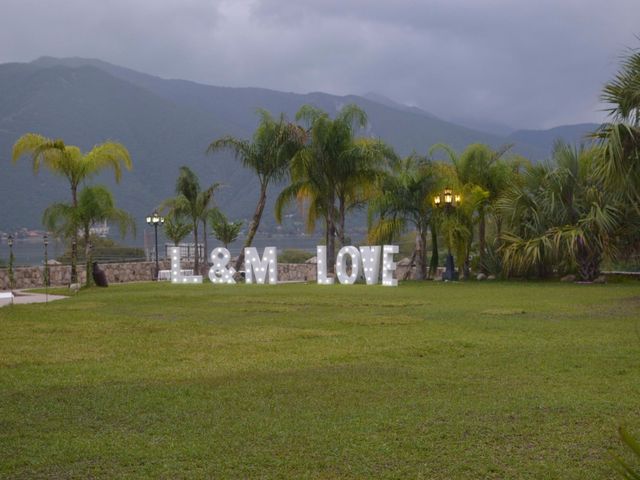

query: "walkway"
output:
0 290 68 307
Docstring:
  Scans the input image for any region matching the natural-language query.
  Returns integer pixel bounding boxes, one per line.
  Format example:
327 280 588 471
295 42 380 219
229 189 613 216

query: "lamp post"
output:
7 235 14 290
44 234 49 302
146 211 164 280
434 187 461 281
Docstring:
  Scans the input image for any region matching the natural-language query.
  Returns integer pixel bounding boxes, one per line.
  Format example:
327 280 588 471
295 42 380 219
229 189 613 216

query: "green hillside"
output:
0 58 582 232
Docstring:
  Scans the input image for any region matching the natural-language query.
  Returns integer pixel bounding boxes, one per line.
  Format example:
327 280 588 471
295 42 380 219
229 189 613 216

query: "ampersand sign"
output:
208 247 236 284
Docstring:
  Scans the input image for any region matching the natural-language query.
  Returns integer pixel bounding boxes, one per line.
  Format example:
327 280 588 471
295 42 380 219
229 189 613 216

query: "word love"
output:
168 244 399 287
317 245 398 286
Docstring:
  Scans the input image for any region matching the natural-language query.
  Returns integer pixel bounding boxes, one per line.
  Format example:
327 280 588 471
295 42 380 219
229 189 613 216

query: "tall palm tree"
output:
43 185 135 287
335 138 396 246
207 110 305 271
162 167 218 275
275 104 371 273
12 134 132 282
367 154 438 280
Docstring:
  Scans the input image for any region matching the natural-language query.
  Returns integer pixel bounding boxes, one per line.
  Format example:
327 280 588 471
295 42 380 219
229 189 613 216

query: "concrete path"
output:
0 290 68 307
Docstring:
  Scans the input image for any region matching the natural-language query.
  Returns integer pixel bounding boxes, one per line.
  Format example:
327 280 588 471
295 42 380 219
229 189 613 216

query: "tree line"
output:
10 47 640 285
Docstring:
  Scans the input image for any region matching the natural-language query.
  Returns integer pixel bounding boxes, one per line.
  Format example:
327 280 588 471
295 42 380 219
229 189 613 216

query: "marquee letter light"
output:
359 246 381 285
381 245 399 287
170 246 203 284
208 247 236 284
336 246 361 285
316 245 334 285
244 247 277 284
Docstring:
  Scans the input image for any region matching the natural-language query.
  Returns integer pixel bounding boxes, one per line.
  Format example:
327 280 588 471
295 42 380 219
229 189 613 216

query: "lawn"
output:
1 281 639 479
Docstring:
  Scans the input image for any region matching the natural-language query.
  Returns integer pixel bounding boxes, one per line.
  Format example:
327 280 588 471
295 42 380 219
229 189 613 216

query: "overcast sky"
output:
0 0 638 129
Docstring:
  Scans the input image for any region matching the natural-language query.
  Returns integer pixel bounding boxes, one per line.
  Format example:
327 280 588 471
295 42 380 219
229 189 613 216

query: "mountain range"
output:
0 56 599 233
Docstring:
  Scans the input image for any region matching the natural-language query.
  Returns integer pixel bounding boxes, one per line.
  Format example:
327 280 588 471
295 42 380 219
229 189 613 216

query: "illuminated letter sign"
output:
244 247 277 284
336 246 361 285
208 247 236 284
316 246 334 285
169 246 203 284
359 246 382 285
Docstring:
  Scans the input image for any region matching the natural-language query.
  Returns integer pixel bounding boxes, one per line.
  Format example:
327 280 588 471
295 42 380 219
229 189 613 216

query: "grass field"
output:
1 281 639 478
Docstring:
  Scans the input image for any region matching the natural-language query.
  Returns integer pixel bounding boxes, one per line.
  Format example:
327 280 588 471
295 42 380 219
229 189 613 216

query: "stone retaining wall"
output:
0 261 319 289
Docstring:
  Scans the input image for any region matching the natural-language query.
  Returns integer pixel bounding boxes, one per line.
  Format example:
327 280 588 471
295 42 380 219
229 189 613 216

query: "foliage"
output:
209 211 243 248
12 134 132 282
430 143 515 274
367 154 437 279
592 46 640 261
56 237 145 263
208 110 305 269
163 212 193 246
276 104 390 273
161 167 218 275
278 249 314 264
44 185 136 285
497 142 623 280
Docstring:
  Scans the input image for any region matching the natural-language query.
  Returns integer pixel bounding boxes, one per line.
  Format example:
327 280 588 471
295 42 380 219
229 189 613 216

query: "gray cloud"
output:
0 0 638 129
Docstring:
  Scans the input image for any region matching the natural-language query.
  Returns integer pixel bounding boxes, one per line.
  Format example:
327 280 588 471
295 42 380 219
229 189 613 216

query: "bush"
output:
279 249 314 264
56 236 145 263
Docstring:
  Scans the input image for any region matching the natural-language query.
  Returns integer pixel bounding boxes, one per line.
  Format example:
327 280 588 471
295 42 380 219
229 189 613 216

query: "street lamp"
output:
434 187 461 281
7 235 14 290
146 211 164 280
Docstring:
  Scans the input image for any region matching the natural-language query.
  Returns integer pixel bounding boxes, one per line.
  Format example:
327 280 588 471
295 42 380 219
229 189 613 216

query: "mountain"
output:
507 123 600 154
0 57 596 233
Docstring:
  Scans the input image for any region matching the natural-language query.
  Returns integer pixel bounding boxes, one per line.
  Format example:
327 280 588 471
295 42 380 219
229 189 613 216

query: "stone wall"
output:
0 260 317 289
0 260 427 290
0 260 174 290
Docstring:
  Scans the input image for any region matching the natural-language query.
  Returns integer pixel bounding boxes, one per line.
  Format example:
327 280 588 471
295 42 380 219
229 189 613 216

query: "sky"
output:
0 0 638 130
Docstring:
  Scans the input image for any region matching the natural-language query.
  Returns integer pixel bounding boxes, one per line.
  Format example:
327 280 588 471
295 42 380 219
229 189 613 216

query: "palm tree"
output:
592 46 640 261
430 143 512 273
43 185 135 287
207 110 305 271
367 154 438 280
161 167 218 275
12 134 132 282
498 142 621 281
210 210 243 248
275 104 372 273
335 138 396 246
164 212 192 246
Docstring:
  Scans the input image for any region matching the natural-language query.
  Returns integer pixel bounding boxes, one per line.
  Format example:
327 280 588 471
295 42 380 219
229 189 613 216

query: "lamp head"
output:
444 187 453 205
7 235 13 247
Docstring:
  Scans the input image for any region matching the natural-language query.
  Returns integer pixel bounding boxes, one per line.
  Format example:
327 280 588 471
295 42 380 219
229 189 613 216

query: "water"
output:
1 238 66 266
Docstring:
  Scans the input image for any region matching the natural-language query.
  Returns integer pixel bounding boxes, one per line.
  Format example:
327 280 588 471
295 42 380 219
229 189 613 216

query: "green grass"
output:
1 281 639 478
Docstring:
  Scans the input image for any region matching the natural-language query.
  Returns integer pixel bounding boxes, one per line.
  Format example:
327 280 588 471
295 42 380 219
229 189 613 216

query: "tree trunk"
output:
70 184 78 284
327 202 336 274
478 208 486 274
577 239 601 282
429 226 439 279
84 225 92 287
202 217 208 275
403 248 418 280
234 182 268 272
338 196 346 247
413 230 426 280
193 221 199 275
